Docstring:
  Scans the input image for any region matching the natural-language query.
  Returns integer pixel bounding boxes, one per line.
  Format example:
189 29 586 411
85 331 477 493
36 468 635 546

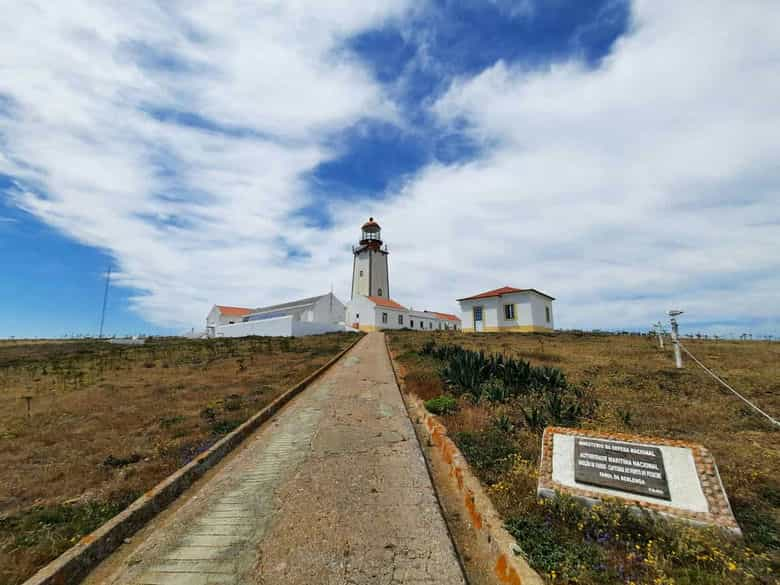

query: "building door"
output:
473 306 484 332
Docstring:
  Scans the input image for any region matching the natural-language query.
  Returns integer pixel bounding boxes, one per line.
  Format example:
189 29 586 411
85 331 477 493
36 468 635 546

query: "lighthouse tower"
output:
351 217 389 299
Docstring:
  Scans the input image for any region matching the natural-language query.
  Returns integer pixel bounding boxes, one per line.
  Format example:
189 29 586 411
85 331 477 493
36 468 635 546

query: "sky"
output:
0 0 778 338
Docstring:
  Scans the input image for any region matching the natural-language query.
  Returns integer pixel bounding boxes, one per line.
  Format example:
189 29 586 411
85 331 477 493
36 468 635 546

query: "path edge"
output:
23 333 365 585
384 334 544 585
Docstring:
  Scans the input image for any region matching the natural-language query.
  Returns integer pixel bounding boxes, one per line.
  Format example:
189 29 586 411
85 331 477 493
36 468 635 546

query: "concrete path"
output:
86 333 466 585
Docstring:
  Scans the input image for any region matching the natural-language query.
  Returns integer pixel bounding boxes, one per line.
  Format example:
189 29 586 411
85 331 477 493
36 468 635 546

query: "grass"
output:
388 330 779 584
0 333 356 585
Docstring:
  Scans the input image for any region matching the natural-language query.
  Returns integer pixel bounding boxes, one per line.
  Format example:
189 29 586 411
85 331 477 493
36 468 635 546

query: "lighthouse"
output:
351 217 389 299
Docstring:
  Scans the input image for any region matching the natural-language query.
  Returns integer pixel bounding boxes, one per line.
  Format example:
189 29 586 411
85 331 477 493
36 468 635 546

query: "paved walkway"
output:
87 333 466 585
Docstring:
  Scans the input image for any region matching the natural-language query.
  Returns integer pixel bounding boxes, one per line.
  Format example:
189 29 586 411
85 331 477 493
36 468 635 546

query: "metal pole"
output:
98 264 111 339
670 317 682 369
655 322 664 349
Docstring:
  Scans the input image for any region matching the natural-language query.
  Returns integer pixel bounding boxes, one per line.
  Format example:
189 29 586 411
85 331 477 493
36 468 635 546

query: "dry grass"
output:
0 333 355 585
389 330 779 584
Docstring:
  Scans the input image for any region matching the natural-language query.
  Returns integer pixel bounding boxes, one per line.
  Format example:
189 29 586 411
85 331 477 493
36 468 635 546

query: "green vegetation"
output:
391 331 779 584
421 340 597 429
0 495 137 585
424 395 458 415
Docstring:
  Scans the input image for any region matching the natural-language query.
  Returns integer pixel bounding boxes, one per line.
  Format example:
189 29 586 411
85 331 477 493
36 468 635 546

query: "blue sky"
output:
1 1 778 338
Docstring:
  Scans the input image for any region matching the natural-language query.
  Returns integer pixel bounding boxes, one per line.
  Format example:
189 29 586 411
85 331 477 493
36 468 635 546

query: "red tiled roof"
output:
216 305 253 316
430 311 460 321
457 286 555 301
367 296 407 310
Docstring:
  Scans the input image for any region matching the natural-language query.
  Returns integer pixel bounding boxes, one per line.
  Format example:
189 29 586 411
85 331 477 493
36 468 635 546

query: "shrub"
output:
223 394 243 411
424 395 458 415
421 342 596 429
453 428 517 484
479 378 512 403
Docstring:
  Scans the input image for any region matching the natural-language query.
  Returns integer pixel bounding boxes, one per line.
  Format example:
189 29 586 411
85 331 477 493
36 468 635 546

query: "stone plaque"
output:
574 437 671 500
538 428 742 535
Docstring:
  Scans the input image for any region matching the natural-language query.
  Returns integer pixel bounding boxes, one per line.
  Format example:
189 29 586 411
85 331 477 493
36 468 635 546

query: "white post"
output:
655 322 664 349
670 317 682 369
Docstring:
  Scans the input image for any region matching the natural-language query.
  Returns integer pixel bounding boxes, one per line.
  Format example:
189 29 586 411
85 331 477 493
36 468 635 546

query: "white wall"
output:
346 295 377 329
291 321 348 336
215 315 293 337
370 251 389 298
352 253 370 298
313 293 346 324
374 306 407 330
530 294 554 328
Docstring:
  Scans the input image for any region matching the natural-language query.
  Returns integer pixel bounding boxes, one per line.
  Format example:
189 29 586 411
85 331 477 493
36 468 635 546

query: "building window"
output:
378 288 383 297
356 313 359 319
359 270 363 277
420 321 424 329
546 306 551 323
382 312 388 324
410 320 414 328
429 322 433 329
398 314 403 325
474 306 483 321
504 304 515 320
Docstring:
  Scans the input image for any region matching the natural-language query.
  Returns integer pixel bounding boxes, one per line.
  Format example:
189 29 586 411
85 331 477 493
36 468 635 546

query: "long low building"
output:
346 296 460 332
206 293 348 338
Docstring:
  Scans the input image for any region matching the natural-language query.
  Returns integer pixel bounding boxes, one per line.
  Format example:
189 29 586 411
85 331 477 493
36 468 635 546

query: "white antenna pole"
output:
98 264 112 339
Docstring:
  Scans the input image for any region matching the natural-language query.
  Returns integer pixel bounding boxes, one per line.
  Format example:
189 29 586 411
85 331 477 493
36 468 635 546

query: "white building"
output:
207 293 346 338
345 219 461 332
457 286 554 333
206 305 254 337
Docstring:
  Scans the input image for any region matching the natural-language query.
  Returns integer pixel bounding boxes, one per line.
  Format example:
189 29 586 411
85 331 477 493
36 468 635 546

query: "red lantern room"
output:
360 217 382 248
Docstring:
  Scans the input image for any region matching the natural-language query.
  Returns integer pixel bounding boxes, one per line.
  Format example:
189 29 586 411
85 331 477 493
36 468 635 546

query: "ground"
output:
83 332 464 585
388 330 779 585
0 333 355 585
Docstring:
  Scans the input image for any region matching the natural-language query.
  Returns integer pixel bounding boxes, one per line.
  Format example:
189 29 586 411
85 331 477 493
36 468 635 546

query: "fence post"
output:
655 322 664 349
669 316 683 369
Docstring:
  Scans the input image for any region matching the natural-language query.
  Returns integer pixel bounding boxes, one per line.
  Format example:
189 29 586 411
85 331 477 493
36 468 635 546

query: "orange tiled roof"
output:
430 311 460 321
216 305 253 316
457 286 555 301
367 296 407 310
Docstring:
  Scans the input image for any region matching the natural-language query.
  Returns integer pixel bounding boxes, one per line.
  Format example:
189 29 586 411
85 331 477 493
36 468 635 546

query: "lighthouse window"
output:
377 288 383 297
359 270 363 277
382 312 388 324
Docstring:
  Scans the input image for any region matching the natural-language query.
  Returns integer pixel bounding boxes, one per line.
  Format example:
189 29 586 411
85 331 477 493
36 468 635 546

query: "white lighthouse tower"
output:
351 217 389 299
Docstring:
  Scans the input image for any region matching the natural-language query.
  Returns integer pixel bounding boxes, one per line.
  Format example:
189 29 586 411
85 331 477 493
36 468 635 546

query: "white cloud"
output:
1 0 778 337
344 0 780 334
0 0 410 327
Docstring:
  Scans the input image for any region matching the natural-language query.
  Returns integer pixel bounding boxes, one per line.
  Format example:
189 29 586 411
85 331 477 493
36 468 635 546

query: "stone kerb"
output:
385 337 544 585
538 426 741 536
23 333 364 585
